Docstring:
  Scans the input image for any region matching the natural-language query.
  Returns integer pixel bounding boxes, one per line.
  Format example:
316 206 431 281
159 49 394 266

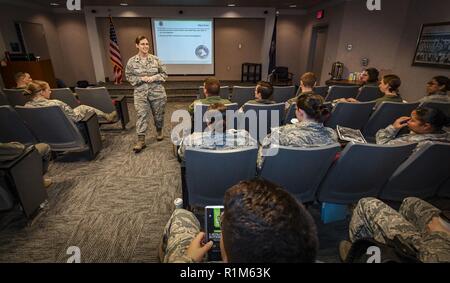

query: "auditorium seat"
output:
242 103 285 144
192 103 239 132
184 147 258 207
437 177 450 198
285 104 296 124
75 87 129 129
260 144 340 203
51 88 80 109
317 142 417 204
3 89 30 107
15 106 102 160
0 90 10 106
0 105 37 145
420 101 450 117
356 86 383 102
0 146 48 218
230 86 255 107
379 142 450 201
272 86 296 103
325 86 359 102
325 101 376 130
197 86 230 100
313 86 329 99
362 102 420 142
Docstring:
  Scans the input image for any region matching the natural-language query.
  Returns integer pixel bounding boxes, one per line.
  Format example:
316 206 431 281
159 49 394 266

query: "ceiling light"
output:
227 4 236 7
120 3 129 6
289 4 297 8
50 2 60 6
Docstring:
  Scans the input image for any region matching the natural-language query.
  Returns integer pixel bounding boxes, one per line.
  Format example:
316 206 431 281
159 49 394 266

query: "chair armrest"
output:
0 146 35 169
80 111 96 123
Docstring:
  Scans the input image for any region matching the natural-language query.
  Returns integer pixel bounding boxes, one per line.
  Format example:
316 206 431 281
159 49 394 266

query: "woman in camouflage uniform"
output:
126 36 168 153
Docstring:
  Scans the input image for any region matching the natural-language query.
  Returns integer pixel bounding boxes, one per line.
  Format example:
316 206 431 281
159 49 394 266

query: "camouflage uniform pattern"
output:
125 54 168 134
188 96 232 115
245 99 276 105
350 197 450 263
286 90 314 107
258 121 338 168
419 93 450 103
160 209 200 263
376 125 450 151
25 97 109 122
178 129 257 160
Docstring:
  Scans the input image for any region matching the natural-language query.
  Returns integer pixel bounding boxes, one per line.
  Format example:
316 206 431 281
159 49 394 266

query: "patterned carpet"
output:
0 102 186 263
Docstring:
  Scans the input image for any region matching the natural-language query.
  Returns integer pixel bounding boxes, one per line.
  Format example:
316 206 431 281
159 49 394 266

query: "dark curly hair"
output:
296 94 331 123
221 178 318 263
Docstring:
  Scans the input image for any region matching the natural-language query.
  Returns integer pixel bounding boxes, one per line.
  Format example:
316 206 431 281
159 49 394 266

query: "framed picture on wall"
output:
412 22 450 69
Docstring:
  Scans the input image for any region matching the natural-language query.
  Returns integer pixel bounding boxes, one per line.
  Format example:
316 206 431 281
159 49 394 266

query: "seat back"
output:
260 144 341 203
185 147 258 207
285 104 297 124
0 90 10 106
75 87 115 113
325 86 359 101
193 103 239 132
51 88 80 108
0 183 14 211
313 86 329 99
325 102 376 130
230 86 255 107
15 106 87 152
317 143 417 204
356 86 383 102
3 89 30 107
380 142 450 201
197 86 230 100
362 102 420 141
420 102 450 117
0 105 37 145
272 86 296 103
437 178 450 198
242 103 285 143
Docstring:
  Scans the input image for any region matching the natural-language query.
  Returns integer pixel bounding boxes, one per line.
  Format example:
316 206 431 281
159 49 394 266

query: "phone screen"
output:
205 206 224 262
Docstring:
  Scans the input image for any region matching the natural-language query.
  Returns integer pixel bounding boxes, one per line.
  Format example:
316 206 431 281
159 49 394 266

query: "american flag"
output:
109 17 123 84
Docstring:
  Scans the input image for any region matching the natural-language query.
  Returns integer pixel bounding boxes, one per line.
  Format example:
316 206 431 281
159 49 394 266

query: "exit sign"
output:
316 10 325 19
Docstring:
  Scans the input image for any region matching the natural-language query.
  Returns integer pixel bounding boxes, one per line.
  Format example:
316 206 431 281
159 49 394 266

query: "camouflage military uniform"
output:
25 96 109 122
188 96 232 115
178 129 257 161
376 125 450 151
125 54 168 135
419 93 450 103
259 121 338 168
286 90 314 107
350 197 450 263
160 209 200 263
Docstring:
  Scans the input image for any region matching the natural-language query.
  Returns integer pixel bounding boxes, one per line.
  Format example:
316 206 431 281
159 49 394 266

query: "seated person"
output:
14 72 33 89
159 179 319 263
340 197 450 263
286 72 317 108
376 106 450 151
420 76 450 103
359 67 379 88
24 80 116 123
338 74 404 108
188 77 231 115
243 81 275 106
0 142 52 188
259 94 338 168
178 103 256 161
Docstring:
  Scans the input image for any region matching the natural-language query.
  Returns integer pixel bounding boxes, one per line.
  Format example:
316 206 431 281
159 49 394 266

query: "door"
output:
308 25 328 83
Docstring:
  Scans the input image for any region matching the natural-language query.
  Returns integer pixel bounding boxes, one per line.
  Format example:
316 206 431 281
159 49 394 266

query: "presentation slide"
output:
152 19 214 75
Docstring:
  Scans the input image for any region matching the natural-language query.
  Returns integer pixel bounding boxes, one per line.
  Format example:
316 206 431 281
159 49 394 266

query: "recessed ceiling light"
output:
289 4 297 8
227 4 236 7
50 2 60 6
120 3 128 6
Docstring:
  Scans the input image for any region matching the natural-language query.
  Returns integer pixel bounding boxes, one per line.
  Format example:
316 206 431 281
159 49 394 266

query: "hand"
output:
427 217 449 234
346 98 358 103
392 116 411 130
186 232 213 263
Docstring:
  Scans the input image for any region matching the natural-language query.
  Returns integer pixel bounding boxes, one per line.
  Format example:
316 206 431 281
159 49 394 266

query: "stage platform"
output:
103 80 257 101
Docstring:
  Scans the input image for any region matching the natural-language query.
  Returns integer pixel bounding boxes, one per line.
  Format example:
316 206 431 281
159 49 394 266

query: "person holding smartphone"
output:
376 106 450 151
158 179 318 263
340 197 450 263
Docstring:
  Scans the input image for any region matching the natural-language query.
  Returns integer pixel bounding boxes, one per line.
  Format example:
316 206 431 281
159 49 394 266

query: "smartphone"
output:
205 206 224 262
